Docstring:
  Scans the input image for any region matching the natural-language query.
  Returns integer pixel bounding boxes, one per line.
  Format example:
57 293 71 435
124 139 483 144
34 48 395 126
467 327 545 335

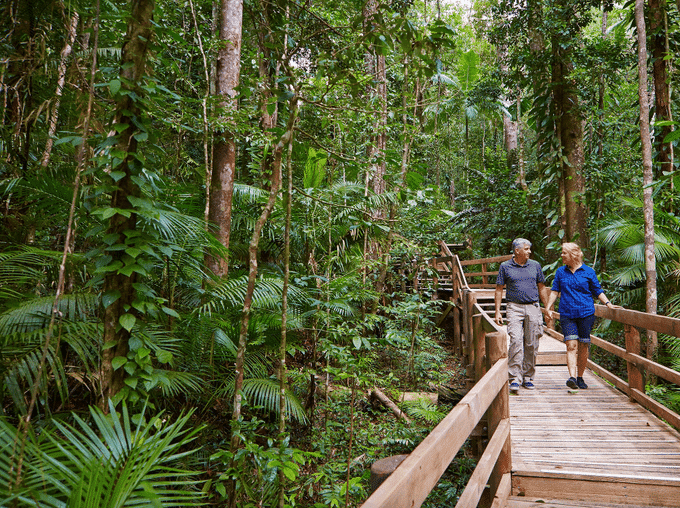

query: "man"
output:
495 238 548 393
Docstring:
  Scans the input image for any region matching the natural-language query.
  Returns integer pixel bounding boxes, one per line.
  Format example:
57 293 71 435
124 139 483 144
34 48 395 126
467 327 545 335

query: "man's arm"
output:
495 284 504 325
538 282 549 307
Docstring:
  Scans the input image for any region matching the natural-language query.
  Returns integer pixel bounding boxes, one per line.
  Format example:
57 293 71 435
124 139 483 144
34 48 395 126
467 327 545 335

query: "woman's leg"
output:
575 314 596 387
561 316 579 381
566 340 578 378
577 341 590 377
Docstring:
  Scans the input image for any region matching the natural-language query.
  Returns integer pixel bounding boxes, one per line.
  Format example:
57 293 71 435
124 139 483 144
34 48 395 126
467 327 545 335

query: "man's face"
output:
515 243 531 263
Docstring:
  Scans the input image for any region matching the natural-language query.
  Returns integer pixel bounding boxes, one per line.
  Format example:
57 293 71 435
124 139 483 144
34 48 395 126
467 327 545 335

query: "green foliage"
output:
0 402 205 507
210 418 320 507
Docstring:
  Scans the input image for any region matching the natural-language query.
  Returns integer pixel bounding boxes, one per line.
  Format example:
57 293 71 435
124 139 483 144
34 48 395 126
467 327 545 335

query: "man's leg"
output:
506 303 525 387
522 303 542 384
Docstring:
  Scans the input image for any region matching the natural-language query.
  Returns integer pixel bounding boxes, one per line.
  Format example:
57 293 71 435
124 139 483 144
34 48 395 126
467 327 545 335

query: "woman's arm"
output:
546 290 559 319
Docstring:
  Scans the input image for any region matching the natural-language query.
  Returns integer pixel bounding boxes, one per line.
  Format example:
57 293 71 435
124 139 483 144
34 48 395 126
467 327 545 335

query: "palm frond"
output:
241 378 308 424
1 330 67 415
0 293 99 335
0 402 207 507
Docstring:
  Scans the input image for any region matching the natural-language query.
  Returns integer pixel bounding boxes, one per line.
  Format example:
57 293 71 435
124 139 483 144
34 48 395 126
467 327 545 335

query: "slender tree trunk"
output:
363 0 387 207
634 0 659 362
40 5 79 168
206 0 243 278
278 128 293 508
99 0 154 410
228 97 298 508
188 0 213 230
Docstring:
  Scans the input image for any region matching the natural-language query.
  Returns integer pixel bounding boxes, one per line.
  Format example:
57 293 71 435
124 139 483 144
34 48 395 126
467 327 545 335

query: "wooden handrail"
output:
460 255 512 266
360 334 509 508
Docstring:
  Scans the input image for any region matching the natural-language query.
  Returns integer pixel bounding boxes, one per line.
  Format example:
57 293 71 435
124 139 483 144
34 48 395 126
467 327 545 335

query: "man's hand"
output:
495 312 503 326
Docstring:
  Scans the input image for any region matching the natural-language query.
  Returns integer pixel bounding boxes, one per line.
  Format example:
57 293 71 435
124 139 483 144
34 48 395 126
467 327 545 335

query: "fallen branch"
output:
370 388 411 425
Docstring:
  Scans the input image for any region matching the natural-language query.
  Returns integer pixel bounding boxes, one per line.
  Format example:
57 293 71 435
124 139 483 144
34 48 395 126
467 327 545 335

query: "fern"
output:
401 398 446 424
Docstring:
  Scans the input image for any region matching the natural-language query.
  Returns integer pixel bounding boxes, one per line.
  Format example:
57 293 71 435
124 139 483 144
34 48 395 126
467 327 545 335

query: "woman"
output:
546 243 619 389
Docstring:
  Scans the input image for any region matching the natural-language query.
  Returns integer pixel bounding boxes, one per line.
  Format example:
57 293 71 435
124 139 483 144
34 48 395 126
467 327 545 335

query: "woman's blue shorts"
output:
560 314 595 343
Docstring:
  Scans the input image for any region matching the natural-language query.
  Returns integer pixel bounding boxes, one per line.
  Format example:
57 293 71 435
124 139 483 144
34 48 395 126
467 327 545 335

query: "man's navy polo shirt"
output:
496 258 545 304
551 264 604 319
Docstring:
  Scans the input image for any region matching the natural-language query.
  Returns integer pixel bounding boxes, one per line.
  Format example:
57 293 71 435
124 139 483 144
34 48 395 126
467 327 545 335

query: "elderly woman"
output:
546 243 618 389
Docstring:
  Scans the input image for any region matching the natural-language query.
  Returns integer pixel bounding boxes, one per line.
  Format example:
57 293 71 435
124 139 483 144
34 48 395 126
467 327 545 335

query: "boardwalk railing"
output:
360 330 512 508
362 251 680 508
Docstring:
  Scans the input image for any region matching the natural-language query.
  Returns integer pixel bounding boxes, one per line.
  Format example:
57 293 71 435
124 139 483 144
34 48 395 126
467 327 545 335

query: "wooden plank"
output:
507 497 673 508
536 353 566 365
625 351 680 387
460 254 512 265
512 472 680 507
455 419 510 508
465 271 501 277
630 388 680 432
490 473 511 508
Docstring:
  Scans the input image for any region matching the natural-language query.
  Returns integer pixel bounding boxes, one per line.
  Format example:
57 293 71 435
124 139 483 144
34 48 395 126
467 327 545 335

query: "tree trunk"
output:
206 0 243 278
634 0 659 362
99 0 155 410
551 8 588 246
40 5 79 168
649 0 673 183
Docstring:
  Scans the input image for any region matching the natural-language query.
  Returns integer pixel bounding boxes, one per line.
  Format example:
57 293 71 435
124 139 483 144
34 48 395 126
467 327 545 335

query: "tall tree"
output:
99 0 155 409
40 2 79 168
206 0 243 277
228 95 299 508
551 0 588 246
634 0 659 360
648 0 673 188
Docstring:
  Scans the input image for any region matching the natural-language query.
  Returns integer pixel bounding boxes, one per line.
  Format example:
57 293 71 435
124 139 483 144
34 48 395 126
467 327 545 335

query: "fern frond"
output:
401 398 445 424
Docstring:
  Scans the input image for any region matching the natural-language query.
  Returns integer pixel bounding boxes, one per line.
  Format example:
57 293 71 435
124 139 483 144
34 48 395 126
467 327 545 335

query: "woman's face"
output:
561 248 571 265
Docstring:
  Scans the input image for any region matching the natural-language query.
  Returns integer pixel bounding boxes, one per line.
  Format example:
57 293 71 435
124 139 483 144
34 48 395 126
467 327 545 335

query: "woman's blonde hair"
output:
561 242 583 264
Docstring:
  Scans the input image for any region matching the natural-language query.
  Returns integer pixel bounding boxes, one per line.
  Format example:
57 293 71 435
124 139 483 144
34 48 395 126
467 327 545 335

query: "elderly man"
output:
495 238 548 393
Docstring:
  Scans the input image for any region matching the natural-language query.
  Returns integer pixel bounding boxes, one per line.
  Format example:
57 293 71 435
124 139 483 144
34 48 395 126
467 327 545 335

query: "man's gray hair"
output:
512 238 531 252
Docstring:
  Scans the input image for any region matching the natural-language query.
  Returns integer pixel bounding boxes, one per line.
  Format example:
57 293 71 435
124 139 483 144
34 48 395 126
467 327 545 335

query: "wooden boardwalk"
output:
507 335 680 507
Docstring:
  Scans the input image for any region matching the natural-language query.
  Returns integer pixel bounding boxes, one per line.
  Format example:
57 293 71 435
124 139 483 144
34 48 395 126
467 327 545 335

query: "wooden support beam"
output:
625 324 645 396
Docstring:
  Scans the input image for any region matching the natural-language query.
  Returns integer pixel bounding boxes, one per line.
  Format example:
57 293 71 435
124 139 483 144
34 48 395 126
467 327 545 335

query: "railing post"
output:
453 304 461 356
463 290 477 389
482 262 488 285
473 314 485 382
625 324 645 397
486 330 511 503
